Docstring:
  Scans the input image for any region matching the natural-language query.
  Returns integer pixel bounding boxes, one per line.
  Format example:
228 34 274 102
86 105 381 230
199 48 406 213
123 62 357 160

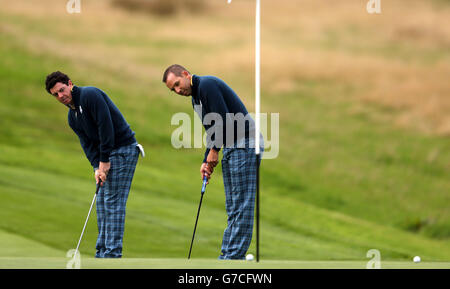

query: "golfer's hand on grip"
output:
206 149 219 168
95 161 110 186
200 163 213 184
95 169 107 186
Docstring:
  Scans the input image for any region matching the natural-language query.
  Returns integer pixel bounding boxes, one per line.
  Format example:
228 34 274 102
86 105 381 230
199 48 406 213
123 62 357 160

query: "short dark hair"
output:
162 64 190 83
45 71 71 94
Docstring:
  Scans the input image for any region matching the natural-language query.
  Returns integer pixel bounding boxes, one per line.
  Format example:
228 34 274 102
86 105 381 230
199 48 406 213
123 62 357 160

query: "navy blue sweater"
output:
191 75 254 162
68 86 136 169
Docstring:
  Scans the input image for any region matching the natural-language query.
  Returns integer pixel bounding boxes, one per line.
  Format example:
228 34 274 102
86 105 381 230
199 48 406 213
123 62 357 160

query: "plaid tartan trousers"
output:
219 143 263 260
95 143 139 258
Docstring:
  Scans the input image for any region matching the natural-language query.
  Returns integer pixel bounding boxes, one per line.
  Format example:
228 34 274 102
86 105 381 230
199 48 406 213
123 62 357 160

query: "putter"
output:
73 180 102 259
188 176 208 259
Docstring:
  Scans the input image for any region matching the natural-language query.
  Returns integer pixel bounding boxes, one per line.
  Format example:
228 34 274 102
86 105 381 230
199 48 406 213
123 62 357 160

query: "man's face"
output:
165 71 192 97
50 80 74 106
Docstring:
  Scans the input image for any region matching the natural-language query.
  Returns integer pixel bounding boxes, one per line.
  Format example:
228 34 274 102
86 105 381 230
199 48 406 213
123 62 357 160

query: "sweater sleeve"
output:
68 113 100 169
85 88 115 163
201 81 229 162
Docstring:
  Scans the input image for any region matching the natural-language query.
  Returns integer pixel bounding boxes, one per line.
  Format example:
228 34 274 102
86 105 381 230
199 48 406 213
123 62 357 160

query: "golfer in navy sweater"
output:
163 64 263 260
45 71 142 258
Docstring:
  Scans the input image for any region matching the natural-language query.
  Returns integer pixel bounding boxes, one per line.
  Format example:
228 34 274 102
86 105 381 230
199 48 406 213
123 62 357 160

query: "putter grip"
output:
201 176 207 194
95 181 102 194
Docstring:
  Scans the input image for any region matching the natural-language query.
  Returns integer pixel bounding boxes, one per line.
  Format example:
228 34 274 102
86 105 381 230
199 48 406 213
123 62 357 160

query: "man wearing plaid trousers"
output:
163 65 263 260
45 71 143 258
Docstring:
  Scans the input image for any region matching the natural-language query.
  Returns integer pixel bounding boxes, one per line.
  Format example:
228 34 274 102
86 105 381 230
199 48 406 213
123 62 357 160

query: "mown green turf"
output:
0 1 449 268
1 256 449 269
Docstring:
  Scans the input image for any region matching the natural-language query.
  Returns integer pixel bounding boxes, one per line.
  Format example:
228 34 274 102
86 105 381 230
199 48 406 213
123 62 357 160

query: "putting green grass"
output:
0 230 62 258
1 257 449 269
0 229 449 269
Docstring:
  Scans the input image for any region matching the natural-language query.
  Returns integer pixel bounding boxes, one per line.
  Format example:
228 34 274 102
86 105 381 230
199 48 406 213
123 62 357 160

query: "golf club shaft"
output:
74 182 101 258
188 176 208 259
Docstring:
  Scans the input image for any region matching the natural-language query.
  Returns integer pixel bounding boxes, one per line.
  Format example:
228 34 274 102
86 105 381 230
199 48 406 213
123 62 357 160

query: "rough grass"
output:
111 0 207 16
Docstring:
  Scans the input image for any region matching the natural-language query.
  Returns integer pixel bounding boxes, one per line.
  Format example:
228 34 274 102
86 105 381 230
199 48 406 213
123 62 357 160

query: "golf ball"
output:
246 254 254 261
413 256 421 263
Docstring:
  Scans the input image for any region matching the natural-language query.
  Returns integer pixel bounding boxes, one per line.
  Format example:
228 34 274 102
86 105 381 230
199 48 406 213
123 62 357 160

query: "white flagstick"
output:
255 0 261 156
255 0 261 264
228 0 261 262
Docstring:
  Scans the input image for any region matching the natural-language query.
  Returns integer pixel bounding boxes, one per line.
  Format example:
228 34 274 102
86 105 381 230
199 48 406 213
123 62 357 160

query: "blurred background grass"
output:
0 0 449 262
